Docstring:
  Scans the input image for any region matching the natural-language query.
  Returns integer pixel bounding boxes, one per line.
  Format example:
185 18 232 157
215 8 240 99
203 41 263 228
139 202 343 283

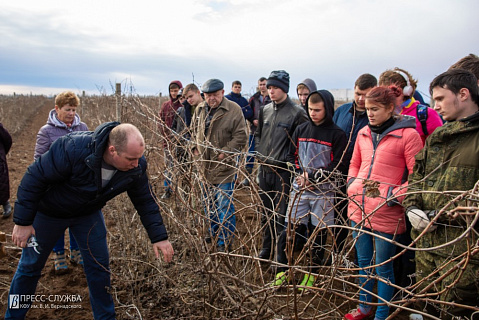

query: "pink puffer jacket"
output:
347 116 422 235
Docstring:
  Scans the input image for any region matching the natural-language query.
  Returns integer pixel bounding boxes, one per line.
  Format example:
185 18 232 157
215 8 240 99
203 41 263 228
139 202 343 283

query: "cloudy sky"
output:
1 0 478 100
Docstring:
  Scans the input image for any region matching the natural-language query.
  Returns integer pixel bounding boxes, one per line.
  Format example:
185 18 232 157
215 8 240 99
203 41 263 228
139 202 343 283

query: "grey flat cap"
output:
202 79 224 93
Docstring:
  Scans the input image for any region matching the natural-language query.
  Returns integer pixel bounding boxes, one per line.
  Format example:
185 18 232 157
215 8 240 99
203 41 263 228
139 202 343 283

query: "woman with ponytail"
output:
344 86 423 320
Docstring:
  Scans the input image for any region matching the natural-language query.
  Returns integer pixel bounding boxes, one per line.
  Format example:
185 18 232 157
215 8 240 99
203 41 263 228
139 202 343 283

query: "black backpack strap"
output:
416 104 429 136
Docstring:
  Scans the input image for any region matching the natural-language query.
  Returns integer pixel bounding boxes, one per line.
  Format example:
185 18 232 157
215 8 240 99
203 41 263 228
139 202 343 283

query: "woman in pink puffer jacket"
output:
344 86 422 320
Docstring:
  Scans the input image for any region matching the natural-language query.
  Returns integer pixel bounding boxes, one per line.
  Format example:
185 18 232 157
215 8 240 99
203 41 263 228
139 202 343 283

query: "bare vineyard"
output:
1 92 478 320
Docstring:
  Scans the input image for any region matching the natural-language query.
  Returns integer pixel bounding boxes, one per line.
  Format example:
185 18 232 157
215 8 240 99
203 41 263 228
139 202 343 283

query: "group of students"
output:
252 69 437 320
269 64 479 320
157 54 479 320
265 58 479 320
5 54 478 319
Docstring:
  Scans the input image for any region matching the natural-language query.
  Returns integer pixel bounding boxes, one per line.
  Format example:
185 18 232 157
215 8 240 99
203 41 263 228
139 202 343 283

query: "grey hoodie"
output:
297 78 318 94
297 78 318 110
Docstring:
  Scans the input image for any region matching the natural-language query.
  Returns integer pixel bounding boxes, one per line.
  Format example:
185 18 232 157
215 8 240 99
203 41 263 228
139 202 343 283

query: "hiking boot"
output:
70 249 83 266
53 251 69 275
2 201 12 218
272 271 289 287
298 274 316 292
343 307 373 320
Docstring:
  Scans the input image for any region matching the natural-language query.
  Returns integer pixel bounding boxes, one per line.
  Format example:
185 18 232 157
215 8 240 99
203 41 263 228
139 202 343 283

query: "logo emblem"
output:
9 294 20 309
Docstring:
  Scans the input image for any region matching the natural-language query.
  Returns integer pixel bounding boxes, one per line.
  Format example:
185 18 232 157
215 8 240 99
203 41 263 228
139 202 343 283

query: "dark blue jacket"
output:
13 122 168 243
332 102 369 167
225 92 253 121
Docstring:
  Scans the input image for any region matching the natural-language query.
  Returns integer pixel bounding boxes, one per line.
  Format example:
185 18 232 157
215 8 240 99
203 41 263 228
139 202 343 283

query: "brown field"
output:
0 92 458 320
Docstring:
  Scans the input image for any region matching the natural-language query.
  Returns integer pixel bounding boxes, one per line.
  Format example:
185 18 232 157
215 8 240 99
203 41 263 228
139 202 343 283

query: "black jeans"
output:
258 167 291 255
276 223 327 273
333 184 349 253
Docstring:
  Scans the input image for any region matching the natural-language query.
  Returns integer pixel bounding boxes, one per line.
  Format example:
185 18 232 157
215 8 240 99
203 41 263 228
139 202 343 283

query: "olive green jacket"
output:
190 98 247 184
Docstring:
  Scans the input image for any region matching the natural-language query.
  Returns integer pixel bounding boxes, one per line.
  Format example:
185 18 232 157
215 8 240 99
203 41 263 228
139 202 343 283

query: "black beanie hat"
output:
267 70 290 93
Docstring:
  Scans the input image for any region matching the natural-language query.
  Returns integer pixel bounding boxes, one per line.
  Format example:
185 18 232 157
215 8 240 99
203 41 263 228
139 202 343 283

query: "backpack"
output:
416 104 429 136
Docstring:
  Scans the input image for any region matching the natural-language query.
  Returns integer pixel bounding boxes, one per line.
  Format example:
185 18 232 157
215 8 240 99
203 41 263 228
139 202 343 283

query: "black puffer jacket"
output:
0 123 12 204
255 96 308 170
13 122 168 243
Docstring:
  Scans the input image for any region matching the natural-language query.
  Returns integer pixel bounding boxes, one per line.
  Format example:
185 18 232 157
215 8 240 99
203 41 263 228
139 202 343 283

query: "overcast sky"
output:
1 0 478 100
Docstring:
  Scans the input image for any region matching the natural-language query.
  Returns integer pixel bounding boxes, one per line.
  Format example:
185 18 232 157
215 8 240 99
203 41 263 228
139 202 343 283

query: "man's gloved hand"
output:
407 208 437 232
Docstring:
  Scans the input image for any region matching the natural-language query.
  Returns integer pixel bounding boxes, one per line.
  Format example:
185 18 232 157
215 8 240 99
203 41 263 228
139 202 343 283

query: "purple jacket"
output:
34 109 88 160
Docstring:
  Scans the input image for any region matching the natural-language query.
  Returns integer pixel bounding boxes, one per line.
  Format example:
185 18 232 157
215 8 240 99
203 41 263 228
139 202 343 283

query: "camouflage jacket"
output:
404 112 479 261
403 112 479 216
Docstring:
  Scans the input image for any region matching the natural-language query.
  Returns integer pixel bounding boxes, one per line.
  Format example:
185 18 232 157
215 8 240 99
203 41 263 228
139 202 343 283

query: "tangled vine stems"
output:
79 93 479 319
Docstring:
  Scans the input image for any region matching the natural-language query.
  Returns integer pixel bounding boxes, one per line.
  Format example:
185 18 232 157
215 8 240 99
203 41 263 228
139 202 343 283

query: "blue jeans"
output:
246 134 255 169
351 222 397 320
202 181 236 247
52 228 79 253
6 211 115 320
163 147 174 192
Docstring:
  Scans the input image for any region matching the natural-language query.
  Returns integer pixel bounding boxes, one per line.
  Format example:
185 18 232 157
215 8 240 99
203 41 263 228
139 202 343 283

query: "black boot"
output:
2 201 12 218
